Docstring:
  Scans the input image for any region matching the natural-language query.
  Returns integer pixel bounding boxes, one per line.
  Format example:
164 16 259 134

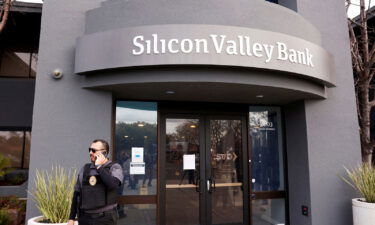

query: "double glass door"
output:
160 115 249 225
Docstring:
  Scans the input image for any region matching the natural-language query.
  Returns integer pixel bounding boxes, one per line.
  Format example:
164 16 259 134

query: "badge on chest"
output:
89 176 97 186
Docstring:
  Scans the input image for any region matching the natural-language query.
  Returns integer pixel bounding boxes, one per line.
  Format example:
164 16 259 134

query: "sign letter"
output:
277 42 288 61
132 36 144 55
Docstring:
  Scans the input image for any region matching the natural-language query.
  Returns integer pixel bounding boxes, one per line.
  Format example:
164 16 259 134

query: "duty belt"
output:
80 209 116 219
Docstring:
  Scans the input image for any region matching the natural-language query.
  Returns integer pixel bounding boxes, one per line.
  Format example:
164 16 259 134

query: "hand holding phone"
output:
95 152 108 166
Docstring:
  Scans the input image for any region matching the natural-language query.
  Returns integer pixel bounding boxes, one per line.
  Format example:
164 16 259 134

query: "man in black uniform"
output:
68 139 123 225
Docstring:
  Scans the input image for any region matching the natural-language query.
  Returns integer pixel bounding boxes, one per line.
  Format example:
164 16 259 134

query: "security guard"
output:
68 139 123 225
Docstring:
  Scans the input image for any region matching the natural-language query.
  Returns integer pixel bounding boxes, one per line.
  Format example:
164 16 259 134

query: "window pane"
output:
30 53 38 78
23 131 31 169
0 51 31 78
249 107 284 191
115 101 158 196
252 199 285 225
0 131 24 167
117 204 156 225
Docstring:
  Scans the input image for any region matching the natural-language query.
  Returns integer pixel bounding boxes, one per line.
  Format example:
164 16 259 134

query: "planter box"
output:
27 216 78 225
0 181 28 198
352 198 375 225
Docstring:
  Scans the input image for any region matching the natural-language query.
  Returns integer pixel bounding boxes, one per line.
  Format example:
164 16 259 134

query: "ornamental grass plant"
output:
342 164 375 203
29 166 76 223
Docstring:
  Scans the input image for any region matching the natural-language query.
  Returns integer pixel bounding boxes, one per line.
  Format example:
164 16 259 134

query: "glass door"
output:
208 119 248 225
164 118 203 225
160 115 249 225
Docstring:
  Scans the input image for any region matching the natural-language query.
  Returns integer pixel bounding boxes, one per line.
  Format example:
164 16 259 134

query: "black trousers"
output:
78 209 118 225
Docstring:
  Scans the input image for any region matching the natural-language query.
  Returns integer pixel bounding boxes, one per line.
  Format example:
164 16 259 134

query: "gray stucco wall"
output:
0 79 35 129
296 0 362 225
25 0 110 219
284 101 312 225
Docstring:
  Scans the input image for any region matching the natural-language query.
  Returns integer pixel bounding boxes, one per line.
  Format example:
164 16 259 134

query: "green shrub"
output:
0 209 12 225
342 164 375 203
0 195 26 210
0 153 12 177
0 196 26 225
29 166 76 223
9 173 27 185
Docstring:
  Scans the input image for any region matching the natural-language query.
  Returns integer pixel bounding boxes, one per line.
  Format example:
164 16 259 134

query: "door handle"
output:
208 178 215 193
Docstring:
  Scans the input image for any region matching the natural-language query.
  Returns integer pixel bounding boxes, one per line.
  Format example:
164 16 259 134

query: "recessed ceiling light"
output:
256 95 264 98
166 91 175 94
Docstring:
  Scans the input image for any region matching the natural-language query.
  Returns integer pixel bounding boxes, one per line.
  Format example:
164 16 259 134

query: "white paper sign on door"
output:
183 154 196 170
130 162 145 175
131 147 144 163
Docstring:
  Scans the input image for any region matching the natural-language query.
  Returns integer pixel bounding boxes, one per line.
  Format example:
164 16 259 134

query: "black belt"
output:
80 209 115 219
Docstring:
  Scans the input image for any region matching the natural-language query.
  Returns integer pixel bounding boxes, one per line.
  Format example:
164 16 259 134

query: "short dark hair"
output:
92 139 109 151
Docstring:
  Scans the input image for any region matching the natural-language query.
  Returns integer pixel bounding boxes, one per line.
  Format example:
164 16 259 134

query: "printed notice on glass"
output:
130 162 145 175
131 147 144 163
183 154 195 170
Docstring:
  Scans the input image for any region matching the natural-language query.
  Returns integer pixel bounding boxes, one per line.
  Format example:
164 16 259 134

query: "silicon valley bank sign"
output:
132 34 314 67
75 24 335 86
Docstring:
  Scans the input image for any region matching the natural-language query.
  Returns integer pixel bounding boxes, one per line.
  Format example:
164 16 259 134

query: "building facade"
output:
0 2 41 197
26 0 361 225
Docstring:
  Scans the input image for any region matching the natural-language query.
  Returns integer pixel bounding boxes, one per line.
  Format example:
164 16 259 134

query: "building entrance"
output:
159 104 249 225
114 101 287 225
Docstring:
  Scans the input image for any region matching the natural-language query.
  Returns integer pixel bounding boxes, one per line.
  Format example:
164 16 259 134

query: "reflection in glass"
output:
23 132 31 169
166 118 200 225
0 131 30 186
115 101 157 196
30 53 38 77
0 51 35 78
250 107 284 192
0 131 24 167
252 199 285 225
117 204 156 225
210 120 243 225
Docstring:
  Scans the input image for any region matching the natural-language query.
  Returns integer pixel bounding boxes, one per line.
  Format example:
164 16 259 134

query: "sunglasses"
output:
88 148 106 153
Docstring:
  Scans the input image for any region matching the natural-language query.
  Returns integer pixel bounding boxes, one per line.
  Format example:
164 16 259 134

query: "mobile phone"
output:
95 151 108 160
